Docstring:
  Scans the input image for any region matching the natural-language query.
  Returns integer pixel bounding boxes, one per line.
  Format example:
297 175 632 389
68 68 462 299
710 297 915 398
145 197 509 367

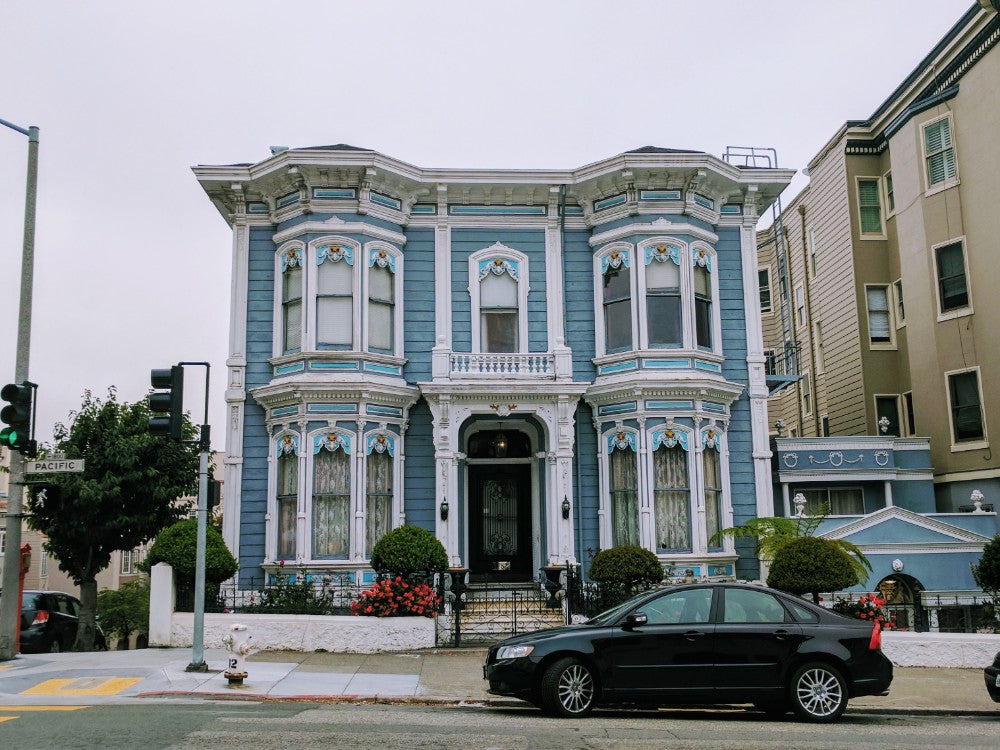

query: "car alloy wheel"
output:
540 657 596 717
790 662 847 722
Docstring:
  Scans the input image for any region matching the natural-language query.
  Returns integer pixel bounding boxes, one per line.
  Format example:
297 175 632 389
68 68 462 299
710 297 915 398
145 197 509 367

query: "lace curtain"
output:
654 445 690 552
313 448 351 558
703 448 722 547
277 452 297 558
366 450 393 555
610 447 639 546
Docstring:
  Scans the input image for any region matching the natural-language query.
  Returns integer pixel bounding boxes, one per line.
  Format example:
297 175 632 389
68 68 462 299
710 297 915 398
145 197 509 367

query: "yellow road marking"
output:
0 705 89 711
22 677 141 696
0 665 12 670
0 717 17 723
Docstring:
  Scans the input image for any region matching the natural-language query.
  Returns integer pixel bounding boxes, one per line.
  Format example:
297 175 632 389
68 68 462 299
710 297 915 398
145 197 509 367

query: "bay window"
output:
652 432 690 552
312 433 351 559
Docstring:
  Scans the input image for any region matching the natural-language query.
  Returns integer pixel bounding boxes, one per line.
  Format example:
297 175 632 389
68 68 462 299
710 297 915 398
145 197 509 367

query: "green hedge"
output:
370 525 448 577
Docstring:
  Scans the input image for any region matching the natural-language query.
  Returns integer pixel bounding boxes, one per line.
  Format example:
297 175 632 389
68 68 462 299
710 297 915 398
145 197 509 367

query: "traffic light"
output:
1 381 36 456
208 478 222 511
148 365 184 440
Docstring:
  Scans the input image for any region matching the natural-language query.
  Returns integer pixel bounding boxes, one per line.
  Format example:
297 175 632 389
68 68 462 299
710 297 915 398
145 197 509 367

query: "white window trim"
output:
921 113 960 196
855 175 886 240
697 424 733 555
302 426 359 562
361 240 404 357
902 390 915 437
599 426 642 550
593 242 637 358
272 240 306 358
873 393 903 436
820 414 830 437
882 169 895 218
800 368 813 419
689 241 722 355
931 235 973 322
360 426 404 558
944 365 989 452
758 265 773 315
864 283 896 350
469 243 530 354
892 279 905 329
641 424 697 554
306 235 363 353
266 429 305 564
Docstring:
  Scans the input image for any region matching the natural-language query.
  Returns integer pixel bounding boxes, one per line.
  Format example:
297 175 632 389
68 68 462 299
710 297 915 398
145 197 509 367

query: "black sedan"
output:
485 582 892 722
16 590 107 653
986 651 1000 703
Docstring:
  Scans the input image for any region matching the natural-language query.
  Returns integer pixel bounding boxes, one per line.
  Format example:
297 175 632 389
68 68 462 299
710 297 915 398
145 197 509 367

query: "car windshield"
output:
21 592 44 609
586 589 664 625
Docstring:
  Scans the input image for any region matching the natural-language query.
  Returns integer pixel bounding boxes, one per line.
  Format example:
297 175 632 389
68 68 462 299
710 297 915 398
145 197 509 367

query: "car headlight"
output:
496 645 534 660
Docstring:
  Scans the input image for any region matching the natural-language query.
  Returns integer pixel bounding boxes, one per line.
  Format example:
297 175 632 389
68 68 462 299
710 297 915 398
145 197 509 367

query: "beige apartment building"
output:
762 1 1000 512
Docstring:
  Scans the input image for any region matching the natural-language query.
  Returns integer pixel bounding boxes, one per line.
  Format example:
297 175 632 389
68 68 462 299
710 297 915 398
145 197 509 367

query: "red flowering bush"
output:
350 576 441 618
832 593 902 630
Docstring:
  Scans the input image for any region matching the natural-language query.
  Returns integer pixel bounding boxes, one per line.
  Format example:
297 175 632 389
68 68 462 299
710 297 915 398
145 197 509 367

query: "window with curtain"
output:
366 449 393 555
313 444 351 559
277 451 298 558
858 178 882 234
694 263 712 348
703 445 722 548
480 270 519 352
603 264 632 352
935 241 969 313
866 286 891 343
368 263 394 352
948 370 985 442
317 252 353 349
646 256 681 347
609 446 639 546
799 487 863 515
653 444 690 552
923 117 956 187
282 260 302 354
759 268 772 313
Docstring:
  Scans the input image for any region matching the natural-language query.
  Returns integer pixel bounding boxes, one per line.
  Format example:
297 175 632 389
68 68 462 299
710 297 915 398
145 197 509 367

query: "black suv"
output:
14 590 107 653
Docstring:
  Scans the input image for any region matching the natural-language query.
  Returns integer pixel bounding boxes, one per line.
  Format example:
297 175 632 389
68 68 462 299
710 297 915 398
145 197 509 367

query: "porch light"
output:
440 497 449 521
561 496 571 520
493 426 507 458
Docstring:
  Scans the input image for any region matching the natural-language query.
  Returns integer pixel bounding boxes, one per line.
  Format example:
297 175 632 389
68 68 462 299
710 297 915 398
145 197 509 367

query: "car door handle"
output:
773 629 791 640
683 630 705 640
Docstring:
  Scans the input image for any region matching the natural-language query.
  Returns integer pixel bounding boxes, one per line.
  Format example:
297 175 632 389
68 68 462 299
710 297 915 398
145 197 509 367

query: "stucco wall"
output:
882 630 1000 668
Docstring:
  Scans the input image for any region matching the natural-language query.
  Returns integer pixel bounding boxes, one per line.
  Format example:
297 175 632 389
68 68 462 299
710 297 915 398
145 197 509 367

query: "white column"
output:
432 184 453 380
884 480 894 508
545 187 573 379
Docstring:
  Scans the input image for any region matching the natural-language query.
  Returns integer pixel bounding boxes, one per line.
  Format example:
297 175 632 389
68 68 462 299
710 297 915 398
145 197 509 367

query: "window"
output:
316 243 354 349
367 250 395 353
808 229 818 276
763 348 777 376
638 587 712 625
947 369 986 444
795 285 805 327
693 257 713 349
472 248 527 354
312 434 351 559
702 429 723 549
884 171 895 214
281 248 303 354
903 391 915 436
276 438 299 559
821 415 830 437
875 395 901 436
813 321 825 374
893 279 905 326
798 487 864 515
609 439 639 546
120 550 133 575
800 370 812 416
934 239 970 315
652 439 690 552
923 115 957 189
759 267 772 313
365 439 393 555
603 262 633 352
646 246 681 347
866 285 892 345
857 178 883 236
723 587 788 624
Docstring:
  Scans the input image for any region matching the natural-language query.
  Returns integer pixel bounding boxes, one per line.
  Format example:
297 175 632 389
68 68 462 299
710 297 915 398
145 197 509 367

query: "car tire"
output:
789 662 848 723
539 657 597 718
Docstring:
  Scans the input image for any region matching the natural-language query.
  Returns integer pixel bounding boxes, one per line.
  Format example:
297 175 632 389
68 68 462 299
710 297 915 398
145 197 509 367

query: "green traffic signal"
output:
0 381 35 455
0 426 19 447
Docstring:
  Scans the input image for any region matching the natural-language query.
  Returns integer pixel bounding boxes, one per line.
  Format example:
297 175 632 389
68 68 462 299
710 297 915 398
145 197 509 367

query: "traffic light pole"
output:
0 119 38 661
182 362 210 673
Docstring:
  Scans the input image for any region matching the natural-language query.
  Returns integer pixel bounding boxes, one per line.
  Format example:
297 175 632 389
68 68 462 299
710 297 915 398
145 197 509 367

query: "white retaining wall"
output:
881 631 1000 668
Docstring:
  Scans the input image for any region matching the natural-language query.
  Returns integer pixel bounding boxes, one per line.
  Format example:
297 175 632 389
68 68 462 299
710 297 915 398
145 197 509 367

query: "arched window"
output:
652 429 690 552
601 249 632 353
702 427 723 549
274 435 299 559
312 432 351 559
280 248 303 355
607 430 638 546
367 247 397 354
365 433 395 554
645 244 682 347
693 246 714 349
316 242 354 349
469 245 528 353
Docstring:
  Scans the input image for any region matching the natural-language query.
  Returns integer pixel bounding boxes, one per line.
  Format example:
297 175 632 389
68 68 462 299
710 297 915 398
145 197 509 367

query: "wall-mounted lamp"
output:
440 497 449 521
493 424 507 458
561 496 571 520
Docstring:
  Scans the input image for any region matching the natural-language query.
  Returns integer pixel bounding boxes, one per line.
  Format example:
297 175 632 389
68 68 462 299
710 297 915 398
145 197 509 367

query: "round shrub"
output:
142 518 239 584
588 545 664 587
766 536 859 603
370 525 448 577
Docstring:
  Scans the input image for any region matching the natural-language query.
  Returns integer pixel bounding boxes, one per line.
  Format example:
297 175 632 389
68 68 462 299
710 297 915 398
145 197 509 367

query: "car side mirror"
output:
623 612 647 629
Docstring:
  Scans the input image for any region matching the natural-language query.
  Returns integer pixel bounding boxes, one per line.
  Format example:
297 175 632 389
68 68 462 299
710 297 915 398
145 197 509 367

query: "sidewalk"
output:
0 647 996 714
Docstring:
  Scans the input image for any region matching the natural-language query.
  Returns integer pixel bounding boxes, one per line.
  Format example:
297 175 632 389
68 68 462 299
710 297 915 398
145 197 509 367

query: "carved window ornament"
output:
369 246 397 273
313 432 351 455
700 426 723 451
652 428 689 452
692 246 713 272
600 247 631 273
317 243 353 266
478 256 519 281
365 432 395 457
644 243 681 266
607 430 637 453
275 433 300 458
281 247 302 273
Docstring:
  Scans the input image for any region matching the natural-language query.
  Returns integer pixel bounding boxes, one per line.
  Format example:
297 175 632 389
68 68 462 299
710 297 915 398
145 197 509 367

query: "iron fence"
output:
830 592 997 633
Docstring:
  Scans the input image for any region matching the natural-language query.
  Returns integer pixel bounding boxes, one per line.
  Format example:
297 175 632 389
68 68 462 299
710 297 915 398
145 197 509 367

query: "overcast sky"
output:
0 0 974 449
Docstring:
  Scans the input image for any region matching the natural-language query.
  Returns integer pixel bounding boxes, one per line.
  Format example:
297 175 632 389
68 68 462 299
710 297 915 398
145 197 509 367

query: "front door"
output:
468 464 532 582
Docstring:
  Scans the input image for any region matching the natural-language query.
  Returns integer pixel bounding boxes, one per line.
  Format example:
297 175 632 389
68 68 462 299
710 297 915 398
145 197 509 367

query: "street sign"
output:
25 458 85 474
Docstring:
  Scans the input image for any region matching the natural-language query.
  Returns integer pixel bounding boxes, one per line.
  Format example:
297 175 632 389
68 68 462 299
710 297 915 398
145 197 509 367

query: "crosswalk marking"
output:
22 677 141 696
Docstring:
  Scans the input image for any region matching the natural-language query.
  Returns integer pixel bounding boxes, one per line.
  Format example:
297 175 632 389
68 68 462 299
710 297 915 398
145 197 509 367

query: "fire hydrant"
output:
221 623 253 686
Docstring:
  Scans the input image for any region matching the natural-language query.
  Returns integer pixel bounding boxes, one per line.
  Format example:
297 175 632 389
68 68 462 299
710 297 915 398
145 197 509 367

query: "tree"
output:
142 517 238 608
97 579 150 648
27 389 200 650
767 536 862 603
973 535 1000 604
710 511 871 584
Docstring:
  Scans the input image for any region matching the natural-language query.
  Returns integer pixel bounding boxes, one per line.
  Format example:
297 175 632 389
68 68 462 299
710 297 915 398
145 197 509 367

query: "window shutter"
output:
858 179 881 233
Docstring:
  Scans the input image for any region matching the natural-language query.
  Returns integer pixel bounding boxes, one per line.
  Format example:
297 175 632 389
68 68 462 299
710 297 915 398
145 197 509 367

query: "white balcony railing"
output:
449 352 556 379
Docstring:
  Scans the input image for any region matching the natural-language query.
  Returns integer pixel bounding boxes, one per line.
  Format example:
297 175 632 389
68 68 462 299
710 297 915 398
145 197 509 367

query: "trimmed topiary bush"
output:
141 518 239 610
370 525 448 578
588 545 664 607
766 535 860 603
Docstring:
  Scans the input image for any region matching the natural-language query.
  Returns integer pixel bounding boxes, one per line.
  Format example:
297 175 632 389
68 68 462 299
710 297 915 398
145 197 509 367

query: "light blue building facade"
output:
195 145 793 589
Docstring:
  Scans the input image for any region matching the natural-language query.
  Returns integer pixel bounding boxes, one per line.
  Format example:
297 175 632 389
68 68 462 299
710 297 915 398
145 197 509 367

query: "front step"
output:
445 585 567 643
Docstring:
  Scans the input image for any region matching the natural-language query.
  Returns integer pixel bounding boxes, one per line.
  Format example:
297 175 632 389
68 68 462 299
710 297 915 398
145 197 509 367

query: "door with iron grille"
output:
468 464 532 581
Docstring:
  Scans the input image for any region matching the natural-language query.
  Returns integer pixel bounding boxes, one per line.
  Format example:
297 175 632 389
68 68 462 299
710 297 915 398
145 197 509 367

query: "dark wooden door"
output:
468 464 532 581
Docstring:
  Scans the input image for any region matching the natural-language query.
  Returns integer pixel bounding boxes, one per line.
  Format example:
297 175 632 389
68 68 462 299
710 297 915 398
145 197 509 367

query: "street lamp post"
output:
0 117 39 661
